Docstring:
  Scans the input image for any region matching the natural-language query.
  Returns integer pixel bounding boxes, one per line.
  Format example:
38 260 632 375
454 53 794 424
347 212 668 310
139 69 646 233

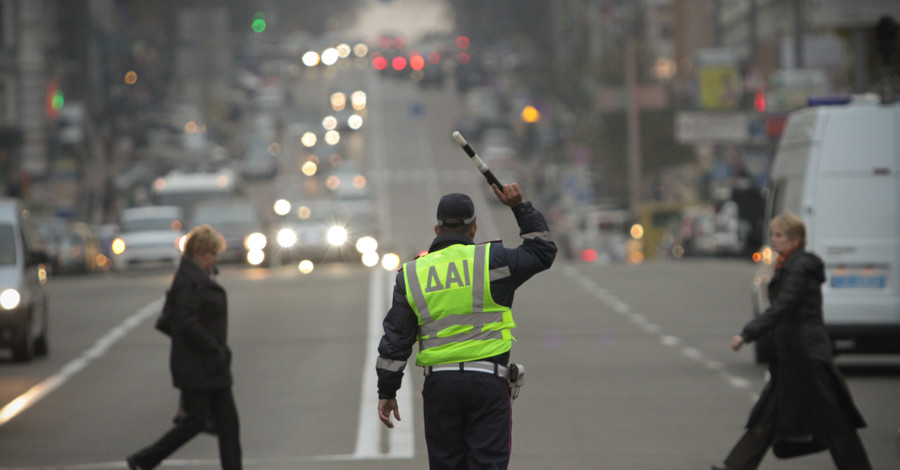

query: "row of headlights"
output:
109 232 270 266
275 224 370 251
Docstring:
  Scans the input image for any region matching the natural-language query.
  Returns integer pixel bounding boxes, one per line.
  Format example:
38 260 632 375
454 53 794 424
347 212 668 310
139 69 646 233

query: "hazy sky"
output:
344 0 453 42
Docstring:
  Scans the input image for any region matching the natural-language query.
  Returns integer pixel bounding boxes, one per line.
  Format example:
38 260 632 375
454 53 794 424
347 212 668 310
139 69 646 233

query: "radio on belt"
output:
507 363 525 402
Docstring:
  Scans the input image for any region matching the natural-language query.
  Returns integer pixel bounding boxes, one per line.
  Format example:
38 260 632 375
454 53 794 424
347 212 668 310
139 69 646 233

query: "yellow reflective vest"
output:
403 243 516 367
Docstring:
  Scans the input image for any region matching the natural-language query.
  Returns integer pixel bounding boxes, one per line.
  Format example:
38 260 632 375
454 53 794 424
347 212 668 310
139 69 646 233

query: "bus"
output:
151 169 241 222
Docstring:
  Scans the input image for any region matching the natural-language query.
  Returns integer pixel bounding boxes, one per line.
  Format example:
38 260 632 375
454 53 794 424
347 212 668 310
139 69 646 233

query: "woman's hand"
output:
730 335 745 351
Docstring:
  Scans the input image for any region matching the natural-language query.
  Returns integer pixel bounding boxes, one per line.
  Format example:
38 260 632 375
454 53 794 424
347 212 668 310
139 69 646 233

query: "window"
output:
0 224 16 265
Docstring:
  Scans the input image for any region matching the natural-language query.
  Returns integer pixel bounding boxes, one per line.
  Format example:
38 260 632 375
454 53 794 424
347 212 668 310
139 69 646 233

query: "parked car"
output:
0 198 50 361
111 206 185 272
31 216 106 275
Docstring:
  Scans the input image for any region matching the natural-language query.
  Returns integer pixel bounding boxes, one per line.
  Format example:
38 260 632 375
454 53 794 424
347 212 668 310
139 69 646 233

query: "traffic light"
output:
45 79 63 120
753 92 766 113
251 12 266 33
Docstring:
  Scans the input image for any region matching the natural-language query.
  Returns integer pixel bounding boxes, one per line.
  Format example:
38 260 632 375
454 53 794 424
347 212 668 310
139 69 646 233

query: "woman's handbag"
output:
172 396 217 435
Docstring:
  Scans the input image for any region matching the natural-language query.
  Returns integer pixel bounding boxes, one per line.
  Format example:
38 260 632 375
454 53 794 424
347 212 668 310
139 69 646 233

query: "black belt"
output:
424 360 509 378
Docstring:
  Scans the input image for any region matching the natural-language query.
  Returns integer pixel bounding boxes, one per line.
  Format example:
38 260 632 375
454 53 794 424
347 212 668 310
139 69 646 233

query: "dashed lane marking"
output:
562 265 758 400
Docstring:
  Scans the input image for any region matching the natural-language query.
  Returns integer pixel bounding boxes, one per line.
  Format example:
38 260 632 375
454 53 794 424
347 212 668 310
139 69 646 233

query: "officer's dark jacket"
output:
377 201 556 399
169 258 233 390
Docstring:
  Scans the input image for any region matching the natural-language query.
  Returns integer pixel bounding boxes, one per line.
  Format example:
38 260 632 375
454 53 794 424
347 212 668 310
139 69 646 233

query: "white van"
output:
750 94 900 362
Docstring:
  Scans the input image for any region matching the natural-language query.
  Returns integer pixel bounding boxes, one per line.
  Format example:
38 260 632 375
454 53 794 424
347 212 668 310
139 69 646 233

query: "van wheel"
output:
754 334 775 364
12 319 34 362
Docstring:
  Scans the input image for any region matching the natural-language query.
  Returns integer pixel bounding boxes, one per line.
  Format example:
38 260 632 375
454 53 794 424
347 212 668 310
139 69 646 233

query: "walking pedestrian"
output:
376 183 556 469
712 213 871 470
127 225 242 470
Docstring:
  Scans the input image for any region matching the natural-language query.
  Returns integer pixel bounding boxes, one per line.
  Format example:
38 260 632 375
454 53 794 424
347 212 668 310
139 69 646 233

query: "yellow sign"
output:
698 66 741 110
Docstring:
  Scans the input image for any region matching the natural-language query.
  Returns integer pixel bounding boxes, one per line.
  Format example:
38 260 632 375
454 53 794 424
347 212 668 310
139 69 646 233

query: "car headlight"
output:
326 225 348 247
247 249 266 266
245 232 267 251
347 114 364 130
356 236 378 253
111 238 126 255
0 288 21 310
277 228 298 248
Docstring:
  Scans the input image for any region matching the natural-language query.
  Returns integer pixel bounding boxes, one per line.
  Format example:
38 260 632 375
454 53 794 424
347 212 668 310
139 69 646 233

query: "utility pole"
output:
748 0 758 63
626 35 642 214
792 0 805 67
876 16 899 103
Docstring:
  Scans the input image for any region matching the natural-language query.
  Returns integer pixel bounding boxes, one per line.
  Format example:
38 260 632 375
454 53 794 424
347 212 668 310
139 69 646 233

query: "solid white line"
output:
354 268 414 459
387 269 415 458
0 299 163 427
354 267 386 456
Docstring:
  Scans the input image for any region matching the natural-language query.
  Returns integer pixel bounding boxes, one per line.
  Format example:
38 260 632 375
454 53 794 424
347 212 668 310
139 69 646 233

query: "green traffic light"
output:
51 90 64 110
251 12 266 33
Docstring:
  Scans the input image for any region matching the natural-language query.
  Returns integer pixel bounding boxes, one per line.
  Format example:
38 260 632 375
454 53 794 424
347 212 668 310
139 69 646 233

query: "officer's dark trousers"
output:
723 392 872 470
423 371 511 470
128 388 242 470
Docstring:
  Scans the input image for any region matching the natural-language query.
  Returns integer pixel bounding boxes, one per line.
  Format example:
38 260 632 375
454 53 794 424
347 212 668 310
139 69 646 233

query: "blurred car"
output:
240 140 279 180
286 107 326 142
326 88 366 132
479 127 517 174
67 220 105 273
371 32 409 79
0 198 50 361
661 205 717 258
411 40 450 88
325 165 379 239
325 166 371 201
190 199 268 266
31 216 106 275
151 168 242 222
92 223 119 272
272 199 377 264
111 206 185 272
324 107 364 132
566 206 630 263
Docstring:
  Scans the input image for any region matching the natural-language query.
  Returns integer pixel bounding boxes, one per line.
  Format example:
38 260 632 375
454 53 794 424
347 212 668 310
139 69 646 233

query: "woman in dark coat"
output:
712 213 871 470
127 225 242 470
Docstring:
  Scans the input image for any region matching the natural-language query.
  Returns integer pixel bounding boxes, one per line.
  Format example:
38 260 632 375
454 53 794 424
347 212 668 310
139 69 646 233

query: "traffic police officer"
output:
376 183 556 469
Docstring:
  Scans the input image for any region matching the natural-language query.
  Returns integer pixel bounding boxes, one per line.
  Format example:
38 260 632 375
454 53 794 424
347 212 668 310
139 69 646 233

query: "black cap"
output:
436 193 475 227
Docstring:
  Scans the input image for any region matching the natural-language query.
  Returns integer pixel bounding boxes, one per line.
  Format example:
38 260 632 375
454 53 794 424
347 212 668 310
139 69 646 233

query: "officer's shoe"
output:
710 465 729 470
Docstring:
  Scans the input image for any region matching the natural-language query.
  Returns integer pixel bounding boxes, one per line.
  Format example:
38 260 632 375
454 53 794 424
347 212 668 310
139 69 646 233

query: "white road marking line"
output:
682 347 704 361
660 335 680 347
0 299 162 427
354 268 414 459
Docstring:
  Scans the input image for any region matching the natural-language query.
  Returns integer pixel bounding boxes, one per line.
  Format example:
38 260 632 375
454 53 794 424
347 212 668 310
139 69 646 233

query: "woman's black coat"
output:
168 258 233 390
741 249 865 438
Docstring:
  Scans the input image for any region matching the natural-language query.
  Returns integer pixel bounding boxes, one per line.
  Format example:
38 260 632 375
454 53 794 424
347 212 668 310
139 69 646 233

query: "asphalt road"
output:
1 61 898 470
